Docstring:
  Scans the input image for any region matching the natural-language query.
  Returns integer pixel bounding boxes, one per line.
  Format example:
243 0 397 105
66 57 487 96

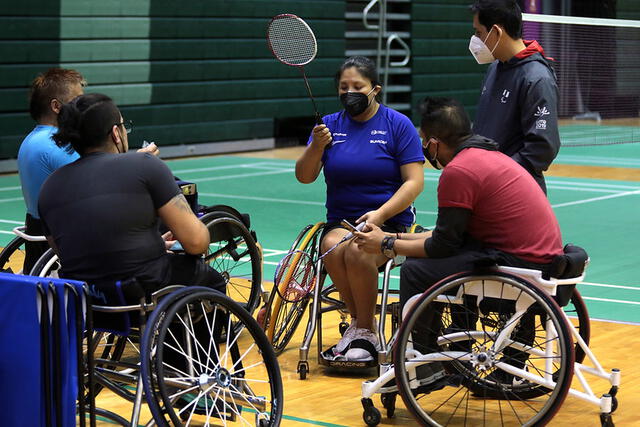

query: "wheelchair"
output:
83 279 283 426
360 246 621 426
1 203 264 322
0 225 47 274
263 221 420 379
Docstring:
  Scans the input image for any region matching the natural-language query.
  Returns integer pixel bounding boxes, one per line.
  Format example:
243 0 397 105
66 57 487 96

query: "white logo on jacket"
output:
536 119 547 130
534 106 550 117
500 89 510 104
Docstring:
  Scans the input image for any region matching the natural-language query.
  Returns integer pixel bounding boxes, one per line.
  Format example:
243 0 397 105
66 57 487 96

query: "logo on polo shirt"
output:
371 130 387 135
332 132 347 145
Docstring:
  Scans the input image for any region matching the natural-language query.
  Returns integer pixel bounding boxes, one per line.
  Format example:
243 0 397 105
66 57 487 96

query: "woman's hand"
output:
162 231 177 251
357 210 384 227
311 124 332 149
354 223 389 254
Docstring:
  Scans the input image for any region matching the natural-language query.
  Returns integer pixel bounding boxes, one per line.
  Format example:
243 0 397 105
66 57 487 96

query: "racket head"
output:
267 14 318 67
273 249 317 303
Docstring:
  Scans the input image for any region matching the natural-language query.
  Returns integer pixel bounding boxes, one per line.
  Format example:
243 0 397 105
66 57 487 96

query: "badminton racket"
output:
267 14 324 125
273 250 317 303
273 221 367 302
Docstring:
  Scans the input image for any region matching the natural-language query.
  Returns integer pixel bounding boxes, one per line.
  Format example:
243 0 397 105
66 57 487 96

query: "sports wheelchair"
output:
85 279 283 426
0 183 263 320
360 245 621 426
263 221 421 379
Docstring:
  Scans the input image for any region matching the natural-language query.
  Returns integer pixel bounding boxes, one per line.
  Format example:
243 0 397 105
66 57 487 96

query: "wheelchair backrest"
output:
89 278 146 335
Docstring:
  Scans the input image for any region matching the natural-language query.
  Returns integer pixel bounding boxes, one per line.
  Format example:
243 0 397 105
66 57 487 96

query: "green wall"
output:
0 0 345 159
410 0 486 123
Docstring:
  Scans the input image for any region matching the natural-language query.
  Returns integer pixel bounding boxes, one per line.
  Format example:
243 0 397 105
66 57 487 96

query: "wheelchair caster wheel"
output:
339 321 349 336
361 398 381 426
298 361 309 380
380 392 396 418
600 413 615 427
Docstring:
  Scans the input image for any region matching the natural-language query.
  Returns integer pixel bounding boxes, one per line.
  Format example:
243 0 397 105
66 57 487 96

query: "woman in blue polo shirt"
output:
295 56 424 361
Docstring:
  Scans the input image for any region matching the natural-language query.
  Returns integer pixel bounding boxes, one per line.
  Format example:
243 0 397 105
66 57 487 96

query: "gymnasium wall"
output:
0 0 345 160
410 0 485 123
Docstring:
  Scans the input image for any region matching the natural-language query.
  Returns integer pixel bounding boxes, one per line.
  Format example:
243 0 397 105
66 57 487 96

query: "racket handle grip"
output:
315 112 324 125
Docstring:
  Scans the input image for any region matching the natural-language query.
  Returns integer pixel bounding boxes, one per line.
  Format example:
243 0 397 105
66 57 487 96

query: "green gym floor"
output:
1 125 639 324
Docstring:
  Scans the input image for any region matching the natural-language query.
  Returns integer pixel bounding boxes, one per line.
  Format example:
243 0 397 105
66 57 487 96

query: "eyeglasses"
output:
113 120 133 134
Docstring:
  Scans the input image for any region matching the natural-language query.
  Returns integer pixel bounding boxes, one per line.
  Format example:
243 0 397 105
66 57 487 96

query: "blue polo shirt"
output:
309 104 424 226
17 125 79 218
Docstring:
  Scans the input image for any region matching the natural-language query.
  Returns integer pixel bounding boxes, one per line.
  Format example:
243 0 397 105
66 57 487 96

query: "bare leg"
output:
321 229 357 319
344 241 388 332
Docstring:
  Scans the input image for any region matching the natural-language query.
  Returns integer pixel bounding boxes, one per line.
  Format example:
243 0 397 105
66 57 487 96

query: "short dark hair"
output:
334 56 381 90
418 97 472 147
28 68 86 121
470 0 522 39
53 93 121 155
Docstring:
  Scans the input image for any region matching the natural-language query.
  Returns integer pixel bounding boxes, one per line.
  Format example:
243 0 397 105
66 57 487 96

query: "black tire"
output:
0 236 27 273
200 214 262 317
29 247 61 277
264 223 323 355
150 288 283 426
394 271 574 427
564 289 590 363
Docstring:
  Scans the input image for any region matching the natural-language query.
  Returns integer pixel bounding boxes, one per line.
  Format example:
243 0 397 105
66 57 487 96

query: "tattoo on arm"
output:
169 194 193 214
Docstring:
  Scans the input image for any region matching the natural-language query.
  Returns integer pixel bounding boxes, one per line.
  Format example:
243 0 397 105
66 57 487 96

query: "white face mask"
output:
469 26 499 64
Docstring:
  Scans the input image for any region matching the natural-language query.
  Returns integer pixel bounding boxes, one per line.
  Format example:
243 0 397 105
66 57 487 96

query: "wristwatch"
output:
381 236 397 259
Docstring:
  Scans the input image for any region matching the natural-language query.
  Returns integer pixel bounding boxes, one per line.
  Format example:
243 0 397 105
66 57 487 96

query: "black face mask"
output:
340 89 374 117
422 140 441 170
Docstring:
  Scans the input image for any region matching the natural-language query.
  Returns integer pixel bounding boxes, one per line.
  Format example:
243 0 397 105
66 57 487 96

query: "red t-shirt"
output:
438 148 563 263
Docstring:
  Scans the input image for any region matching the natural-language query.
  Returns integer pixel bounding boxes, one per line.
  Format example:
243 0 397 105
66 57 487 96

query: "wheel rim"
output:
394 272 574 426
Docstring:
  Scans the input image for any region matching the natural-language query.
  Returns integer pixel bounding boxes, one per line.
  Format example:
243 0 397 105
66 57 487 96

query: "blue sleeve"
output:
47 145 79 171
392 113 424 165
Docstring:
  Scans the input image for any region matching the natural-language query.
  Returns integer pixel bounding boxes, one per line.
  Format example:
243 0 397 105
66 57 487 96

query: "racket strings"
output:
274 251 317 303
268 16 317 66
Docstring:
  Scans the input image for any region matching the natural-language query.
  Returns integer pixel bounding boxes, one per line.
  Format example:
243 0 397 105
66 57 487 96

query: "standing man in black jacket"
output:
469 0 560 193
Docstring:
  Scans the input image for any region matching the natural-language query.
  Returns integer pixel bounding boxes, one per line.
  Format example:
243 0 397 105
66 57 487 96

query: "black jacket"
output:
473 50 560 193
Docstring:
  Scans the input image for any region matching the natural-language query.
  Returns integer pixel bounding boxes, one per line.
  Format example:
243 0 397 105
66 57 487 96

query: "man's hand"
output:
137 142 160 156
354 223 390 254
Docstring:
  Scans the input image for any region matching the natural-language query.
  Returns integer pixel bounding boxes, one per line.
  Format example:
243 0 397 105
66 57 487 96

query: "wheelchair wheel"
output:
200 213 262 316
144 287 283 426
564 288 590 364
264 222 323 355
30 247 61 277
0 236 26 273
394 271 574 426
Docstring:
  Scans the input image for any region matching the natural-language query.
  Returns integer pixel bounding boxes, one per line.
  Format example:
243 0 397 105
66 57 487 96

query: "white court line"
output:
582 296 640 306
552 188 640 209
580 281 640 291
172 162 272 174
545 180 640 190
0 197 24 204
200 192 324 206
0 219 23 225
0 186 20 192
547 186 620 194
0 230 17 236
190 168 294 183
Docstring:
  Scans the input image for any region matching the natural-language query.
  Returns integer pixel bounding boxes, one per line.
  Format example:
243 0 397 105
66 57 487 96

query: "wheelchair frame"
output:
360 265 621 426
263 222 409 379
87 284 284 426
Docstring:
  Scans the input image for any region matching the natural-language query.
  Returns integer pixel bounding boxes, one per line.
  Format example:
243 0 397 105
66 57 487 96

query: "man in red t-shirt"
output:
354 96 563 389
356 97 562 302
